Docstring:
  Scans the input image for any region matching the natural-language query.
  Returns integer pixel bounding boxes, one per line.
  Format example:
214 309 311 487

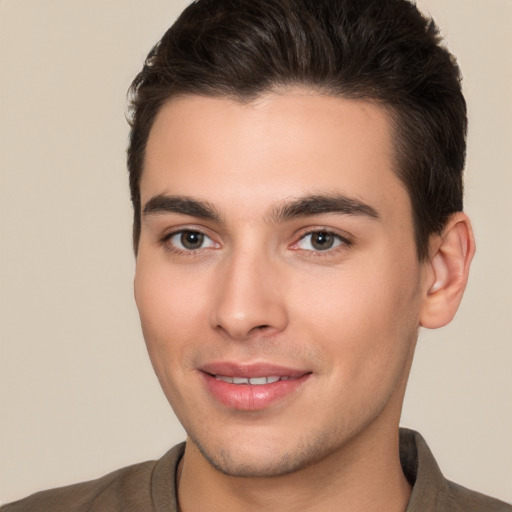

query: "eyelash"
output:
291 229 352 256
159 229 218 256
159 228 352 257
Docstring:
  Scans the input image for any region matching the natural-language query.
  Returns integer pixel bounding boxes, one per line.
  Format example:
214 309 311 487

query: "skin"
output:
134 89 474 512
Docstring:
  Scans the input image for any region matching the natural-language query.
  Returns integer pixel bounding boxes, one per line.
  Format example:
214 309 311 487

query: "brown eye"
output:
180 231 204 249
295 231 346 252
167 230 217 251
310 232 335 250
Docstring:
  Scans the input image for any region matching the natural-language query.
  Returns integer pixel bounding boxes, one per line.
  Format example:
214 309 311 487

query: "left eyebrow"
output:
270 194 380 223
142 195 221 222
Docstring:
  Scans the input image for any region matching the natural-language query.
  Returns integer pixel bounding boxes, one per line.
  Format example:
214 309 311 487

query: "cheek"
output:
134 258 211 415
289 254 421 376
136 252 209 323
134 257 206 371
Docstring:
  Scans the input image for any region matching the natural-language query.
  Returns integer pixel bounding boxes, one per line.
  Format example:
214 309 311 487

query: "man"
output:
2 0 510 510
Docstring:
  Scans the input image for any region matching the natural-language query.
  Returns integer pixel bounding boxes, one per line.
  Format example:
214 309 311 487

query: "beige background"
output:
1 0 511 505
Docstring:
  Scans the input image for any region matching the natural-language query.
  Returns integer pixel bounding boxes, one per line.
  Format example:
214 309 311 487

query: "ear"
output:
420 212 476 329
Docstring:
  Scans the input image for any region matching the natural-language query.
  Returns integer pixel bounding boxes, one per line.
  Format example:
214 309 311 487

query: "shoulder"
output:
1 443 184 512
400 428 511 512
444 480 512 512
1 461 156 512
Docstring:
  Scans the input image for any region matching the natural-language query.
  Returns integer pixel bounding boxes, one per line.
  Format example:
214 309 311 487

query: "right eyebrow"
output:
142 195 221 222
269 193 380 223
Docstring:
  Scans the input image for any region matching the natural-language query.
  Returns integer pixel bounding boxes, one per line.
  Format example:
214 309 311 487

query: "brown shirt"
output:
2 429 510 511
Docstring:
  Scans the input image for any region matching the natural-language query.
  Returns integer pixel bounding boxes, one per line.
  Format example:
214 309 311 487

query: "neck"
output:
177 423 411 512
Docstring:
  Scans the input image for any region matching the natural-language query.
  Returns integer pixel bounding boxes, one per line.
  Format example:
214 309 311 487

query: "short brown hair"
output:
127 0 466 259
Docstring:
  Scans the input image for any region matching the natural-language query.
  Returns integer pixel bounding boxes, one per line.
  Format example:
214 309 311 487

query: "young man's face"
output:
135 90 430 477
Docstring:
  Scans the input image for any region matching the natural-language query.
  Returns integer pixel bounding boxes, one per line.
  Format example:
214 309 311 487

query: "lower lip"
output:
202 373 310 411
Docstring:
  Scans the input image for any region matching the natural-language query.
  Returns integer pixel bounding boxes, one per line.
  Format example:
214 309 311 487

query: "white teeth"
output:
232 377 249 384
215 375 289 385
249 377 267 385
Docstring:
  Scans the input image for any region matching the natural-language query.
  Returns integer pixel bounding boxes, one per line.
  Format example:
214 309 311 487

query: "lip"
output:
199 362 311 411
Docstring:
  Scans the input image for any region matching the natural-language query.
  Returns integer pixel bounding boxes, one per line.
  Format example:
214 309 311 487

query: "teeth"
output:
217 375 234 383
215 375 289 385
249 377 267 385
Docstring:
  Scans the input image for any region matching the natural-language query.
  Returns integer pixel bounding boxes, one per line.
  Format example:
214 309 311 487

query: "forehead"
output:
142 90 409 221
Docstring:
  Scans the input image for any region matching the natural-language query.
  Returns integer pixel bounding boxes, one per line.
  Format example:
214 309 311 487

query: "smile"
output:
202 365 311 410
214 375 295 385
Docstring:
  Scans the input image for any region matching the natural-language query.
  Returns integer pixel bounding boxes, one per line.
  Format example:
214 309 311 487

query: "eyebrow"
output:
142 193 379 224
142 195 221 222
270 194 380 222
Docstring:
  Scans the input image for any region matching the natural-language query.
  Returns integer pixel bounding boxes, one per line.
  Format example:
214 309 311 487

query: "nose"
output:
210 248 289 341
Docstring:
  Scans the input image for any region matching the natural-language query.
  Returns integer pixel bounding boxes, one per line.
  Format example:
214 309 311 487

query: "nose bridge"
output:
211 239 288 340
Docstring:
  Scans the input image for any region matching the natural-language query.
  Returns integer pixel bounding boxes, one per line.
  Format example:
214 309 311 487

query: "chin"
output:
190 430 333 478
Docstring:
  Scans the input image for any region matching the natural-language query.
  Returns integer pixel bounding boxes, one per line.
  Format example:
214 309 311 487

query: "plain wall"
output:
1 0 511 505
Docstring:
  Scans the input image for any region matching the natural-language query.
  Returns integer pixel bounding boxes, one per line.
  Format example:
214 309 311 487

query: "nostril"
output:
252 324 271 332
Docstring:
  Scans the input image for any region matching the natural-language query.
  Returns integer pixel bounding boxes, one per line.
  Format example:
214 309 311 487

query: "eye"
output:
167 230 217 251
295 231 346 251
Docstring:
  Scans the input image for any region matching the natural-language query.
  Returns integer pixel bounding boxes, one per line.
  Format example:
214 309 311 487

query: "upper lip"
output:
199 361 310 378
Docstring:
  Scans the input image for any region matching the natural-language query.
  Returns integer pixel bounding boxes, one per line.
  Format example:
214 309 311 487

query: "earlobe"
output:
419 212 476 329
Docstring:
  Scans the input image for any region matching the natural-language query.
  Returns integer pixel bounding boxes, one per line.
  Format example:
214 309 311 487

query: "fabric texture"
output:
2 429 510 511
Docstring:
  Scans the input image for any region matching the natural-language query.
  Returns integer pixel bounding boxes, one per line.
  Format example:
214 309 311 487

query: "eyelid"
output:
290 227 353 252
159 226 221 254
157 224 352 256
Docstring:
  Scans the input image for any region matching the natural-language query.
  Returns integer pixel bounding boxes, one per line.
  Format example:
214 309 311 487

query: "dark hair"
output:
127 0 467 259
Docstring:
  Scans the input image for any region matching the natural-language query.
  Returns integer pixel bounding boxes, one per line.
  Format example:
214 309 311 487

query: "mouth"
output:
213 375 299 385
200 362 311 410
